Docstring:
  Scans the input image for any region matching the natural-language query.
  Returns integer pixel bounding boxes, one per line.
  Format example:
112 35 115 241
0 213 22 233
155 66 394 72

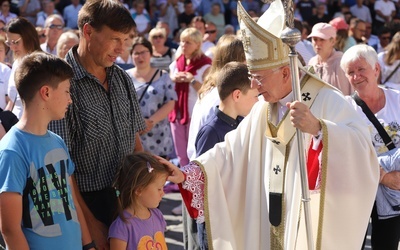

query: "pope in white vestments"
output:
163 1 380 250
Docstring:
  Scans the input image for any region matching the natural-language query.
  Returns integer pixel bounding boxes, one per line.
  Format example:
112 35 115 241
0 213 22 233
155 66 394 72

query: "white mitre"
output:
237 0 290 71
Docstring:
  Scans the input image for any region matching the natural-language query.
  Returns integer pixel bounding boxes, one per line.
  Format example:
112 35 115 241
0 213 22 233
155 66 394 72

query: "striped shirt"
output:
49 46 145 192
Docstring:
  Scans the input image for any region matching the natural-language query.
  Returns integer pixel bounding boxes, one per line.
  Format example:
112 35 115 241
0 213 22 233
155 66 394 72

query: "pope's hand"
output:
286 101 321 136
155 156 185 184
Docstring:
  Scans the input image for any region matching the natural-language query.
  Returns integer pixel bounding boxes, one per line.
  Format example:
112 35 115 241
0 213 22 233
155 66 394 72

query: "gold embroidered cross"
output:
241 29 251 52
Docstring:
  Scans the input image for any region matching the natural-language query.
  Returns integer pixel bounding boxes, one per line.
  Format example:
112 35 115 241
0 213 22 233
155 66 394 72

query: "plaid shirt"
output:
49 46 145 192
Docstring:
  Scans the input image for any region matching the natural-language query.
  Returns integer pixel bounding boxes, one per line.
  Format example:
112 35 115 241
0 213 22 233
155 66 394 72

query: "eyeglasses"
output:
248 68 282 86
205 30 216 34
39 33 46 38
152 35 164 39
133 50 150 57
48 24 64 30
5 37 21 47
356 28 366 33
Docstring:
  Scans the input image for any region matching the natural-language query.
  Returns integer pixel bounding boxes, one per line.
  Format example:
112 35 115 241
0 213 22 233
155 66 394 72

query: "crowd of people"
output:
0 0 400 249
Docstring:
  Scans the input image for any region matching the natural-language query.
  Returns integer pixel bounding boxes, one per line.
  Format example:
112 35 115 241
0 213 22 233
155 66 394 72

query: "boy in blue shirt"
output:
194 61 259 249
0 52 94 250
195 61 259 157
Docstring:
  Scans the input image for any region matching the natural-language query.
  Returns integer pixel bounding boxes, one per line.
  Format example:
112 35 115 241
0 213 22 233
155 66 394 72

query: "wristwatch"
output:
190 78 196 85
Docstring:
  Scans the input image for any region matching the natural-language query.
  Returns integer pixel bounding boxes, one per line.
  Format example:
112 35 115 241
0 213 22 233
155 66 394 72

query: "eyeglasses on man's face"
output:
205 30 216 34
248 68 282 86
48 24 64 30
5 37 21 47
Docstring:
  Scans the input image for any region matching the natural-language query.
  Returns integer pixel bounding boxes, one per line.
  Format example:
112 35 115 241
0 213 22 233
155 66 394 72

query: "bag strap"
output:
383 61 400 85
353 93 395 150
138 69 159 103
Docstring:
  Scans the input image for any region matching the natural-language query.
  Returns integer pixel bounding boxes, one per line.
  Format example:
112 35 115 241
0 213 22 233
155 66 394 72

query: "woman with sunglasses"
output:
4 17 41 119
149 27 176 72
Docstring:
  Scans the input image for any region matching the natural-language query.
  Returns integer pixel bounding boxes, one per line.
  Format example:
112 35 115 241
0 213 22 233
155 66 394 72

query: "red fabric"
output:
307 140 323 190
168 54 211 125
178 173 199 219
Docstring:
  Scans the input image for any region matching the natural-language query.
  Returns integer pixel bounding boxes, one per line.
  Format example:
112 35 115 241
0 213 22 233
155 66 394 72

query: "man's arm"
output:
0 192 29 250
70 176 109 250
0 123 6 140
69 177 94 249
134 132 143 152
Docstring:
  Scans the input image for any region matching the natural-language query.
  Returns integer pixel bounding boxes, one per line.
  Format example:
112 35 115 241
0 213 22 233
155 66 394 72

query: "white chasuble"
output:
191 72 379 250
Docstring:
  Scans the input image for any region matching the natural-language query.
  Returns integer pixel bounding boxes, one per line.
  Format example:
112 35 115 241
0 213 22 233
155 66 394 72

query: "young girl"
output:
109 152 170 250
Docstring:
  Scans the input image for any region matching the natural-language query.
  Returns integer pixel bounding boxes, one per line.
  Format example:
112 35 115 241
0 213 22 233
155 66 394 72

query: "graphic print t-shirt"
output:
0 127 81 250
109 208 167 250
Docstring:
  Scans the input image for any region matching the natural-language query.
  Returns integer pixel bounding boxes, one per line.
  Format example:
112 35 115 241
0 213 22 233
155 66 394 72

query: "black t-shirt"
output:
296 0 316 23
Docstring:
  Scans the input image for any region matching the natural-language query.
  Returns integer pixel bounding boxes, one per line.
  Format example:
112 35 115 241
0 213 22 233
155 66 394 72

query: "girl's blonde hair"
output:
334 29 348 52
114 152 170 221
384 31 400 66
199 35 245 99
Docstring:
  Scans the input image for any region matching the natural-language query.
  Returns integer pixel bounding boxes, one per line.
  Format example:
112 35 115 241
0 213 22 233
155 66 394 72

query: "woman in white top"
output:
169 27 211 167
378 31 400 90
5 17 41 119
342 44 400 250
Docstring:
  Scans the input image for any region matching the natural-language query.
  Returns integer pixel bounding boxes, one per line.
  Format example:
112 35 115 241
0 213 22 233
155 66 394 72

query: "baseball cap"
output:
329 17 349 31
308 23 337 40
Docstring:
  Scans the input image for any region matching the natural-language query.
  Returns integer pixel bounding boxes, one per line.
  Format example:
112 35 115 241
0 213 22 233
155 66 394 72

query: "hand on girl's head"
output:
154 155 185 184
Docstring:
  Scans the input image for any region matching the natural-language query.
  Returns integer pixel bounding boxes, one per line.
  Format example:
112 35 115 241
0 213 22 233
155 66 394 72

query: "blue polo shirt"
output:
195 106 242 157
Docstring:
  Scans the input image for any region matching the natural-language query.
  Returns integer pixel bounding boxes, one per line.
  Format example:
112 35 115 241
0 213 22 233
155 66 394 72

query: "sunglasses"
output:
152 35 164 39
5 37 21 47
48 24 64 30
205 30 216 34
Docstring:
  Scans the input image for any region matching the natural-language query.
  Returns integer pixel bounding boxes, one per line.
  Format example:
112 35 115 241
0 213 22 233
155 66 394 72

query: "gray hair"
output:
44 14 65 28
340 44 378 72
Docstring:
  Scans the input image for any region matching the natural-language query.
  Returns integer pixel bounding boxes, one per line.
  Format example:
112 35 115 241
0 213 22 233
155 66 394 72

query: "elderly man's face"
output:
353 22 366 40
249 66 290 103
343 57 379 91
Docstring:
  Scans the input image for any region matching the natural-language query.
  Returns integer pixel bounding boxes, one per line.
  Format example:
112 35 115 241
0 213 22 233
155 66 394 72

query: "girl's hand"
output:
155 156 185 183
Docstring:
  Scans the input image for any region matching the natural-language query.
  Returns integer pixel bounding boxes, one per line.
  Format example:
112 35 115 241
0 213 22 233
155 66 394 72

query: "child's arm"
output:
0 192 29 250
68 177 95 249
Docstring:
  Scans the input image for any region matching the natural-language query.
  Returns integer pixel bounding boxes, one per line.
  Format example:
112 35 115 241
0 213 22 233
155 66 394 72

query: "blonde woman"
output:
149 27 176 71
169 27 211 167
378 31 400 90
187 34 245 160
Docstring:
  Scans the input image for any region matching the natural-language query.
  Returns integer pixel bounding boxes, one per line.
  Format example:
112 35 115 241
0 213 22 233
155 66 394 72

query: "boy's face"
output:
49 79 72 120
237 87 259 117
